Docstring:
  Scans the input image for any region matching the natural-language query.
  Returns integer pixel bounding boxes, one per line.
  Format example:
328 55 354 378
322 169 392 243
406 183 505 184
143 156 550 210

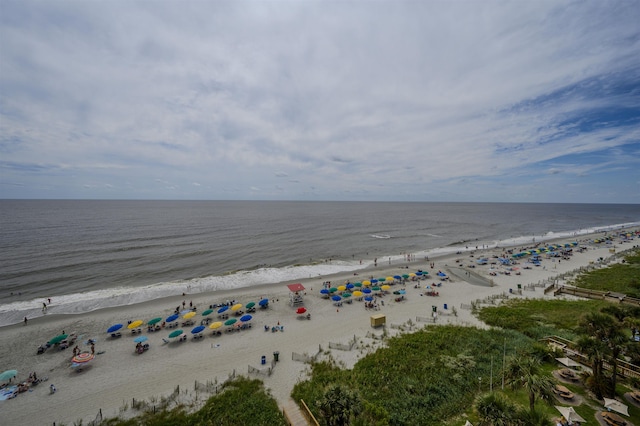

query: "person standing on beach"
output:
24 316 28 325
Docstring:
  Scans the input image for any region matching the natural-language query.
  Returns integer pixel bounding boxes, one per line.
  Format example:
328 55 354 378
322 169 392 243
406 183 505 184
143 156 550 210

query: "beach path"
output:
282 397 311 425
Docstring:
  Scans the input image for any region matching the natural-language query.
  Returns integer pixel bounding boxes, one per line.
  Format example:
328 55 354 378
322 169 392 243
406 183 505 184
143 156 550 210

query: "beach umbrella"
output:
337 285 346 292
166 314 179 323
48 333 68 345
371 279 378 284
604 398 629 416
217 305 229 314
377 278 386 283
231 303 243 312
555 406 586 424
128 320 143 329
354 282 362 287
386 276 394 282
258 299 269 307
245 302 256 309
168 329 184 339
240 314 253 322
107 324 123 333
353 290 363 297
191 325 206 334
296 307 307 314
363 288 372 294
381 285 390 291
201 309 214 317
0 369 17 382
408 273 416 278
209 321 223 330
393 275 402 280
224 318 237 326
364 296 374 302
331 295 342 302
362 280 371 286
398 289 406 295
133 336 148 343
402 274 410 279
71 352 95 364
342 292 352 298
147 317 162 325
182 311 196 320
320 289 329 294
372 286 381 292
329 287 338 293
346 283 354 289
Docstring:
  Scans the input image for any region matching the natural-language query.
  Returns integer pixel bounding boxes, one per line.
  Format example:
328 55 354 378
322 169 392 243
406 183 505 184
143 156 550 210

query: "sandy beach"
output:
0 230 635 425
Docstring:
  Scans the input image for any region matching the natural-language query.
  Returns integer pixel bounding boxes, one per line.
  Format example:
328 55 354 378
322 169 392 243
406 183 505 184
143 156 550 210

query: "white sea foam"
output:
2 221 637 327
0 261 365 327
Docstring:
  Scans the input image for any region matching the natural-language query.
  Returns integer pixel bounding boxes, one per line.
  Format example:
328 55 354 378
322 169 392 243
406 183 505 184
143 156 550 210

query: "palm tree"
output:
317 384 362 426
504 354 555 414
577 311 627 397
575 334 608 399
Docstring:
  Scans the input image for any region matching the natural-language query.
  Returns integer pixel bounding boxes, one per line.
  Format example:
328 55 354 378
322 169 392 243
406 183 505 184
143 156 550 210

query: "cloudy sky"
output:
1 1 639 203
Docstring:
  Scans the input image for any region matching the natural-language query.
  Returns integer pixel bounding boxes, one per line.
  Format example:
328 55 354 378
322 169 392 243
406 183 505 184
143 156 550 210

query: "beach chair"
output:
602 411 627 426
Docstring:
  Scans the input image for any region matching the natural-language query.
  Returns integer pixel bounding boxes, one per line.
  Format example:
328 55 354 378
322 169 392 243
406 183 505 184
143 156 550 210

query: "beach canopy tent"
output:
604 398 629 416
555 406 585 424
288 283 305 306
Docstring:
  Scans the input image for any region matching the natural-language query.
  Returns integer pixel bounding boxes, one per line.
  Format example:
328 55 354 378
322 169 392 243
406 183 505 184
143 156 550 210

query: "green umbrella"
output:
245 302 255 309
147 317 163 325
224 318 237 326
378 278 386 282
402 274 410 279
372 286 381 291
342 292 352 298
0 369 18 382
329 287 338 293
201 309 214 316
354 282 362 287
168 329 184 339
48 334 68 345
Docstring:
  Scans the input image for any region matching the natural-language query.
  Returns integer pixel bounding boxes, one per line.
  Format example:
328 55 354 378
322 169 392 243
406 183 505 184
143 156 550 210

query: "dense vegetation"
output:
572 249 640 298
101 377 286 426
292 326 533 425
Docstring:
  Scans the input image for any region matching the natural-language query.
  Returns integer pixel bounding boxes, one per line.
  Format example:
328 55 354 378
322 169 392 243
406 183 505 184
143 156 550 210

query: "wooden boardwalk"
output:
282 398 311 426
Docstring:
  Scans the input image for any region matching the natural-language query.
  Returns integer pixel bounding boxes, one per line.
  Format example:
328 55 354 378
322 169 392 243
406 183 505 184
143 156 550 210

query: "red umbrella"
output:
71 352 95 364
296 307 307 314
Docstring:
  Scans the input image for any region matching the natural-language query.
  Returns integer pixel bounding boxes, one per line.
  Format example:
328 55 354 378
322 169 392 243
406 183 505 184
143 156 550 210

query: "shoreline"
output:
0 228 637 425
3 221 637 328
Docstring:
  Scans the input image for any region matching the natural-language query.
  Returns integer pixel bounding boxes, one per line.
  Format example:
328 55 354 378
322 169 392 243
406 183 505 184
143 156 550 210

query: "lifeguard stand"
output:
287 283 305 307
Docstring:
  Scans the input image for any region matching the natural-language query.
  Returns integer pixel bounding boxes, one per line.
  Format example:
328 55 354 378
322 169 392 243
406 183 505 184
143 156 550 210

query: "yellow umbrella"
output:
127 320 143 329
386 276 394 282
409 273 416 277
209 321 223 330
183 311 196 320
362 280 371 286
337 285 347 292
353 290 363 297
231 303 243 312
381 284 390 291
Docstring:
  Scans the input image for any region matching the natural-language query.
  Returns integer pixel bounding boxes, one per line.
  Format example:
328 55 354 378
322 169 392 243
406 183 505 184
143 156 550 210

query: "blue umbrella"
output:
416 271 423 276
166 314 179 323
107 324 123 333
217 306 229 314
133 336 148 343
240 314 252 322
258 299 269 306
398 289 406 294
393 275 402 280
191 325 206 334
371 279 378 284
437 272 446 277
363 288 372 294
364 296 374 301
331 295 342 301
320 289 329 294
346 283 354 289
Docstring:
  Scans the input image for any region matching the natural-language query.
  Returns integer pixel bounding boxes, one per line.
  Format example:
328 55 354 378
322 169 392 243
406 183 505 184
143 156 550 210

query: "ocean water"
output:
1 200 639 326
